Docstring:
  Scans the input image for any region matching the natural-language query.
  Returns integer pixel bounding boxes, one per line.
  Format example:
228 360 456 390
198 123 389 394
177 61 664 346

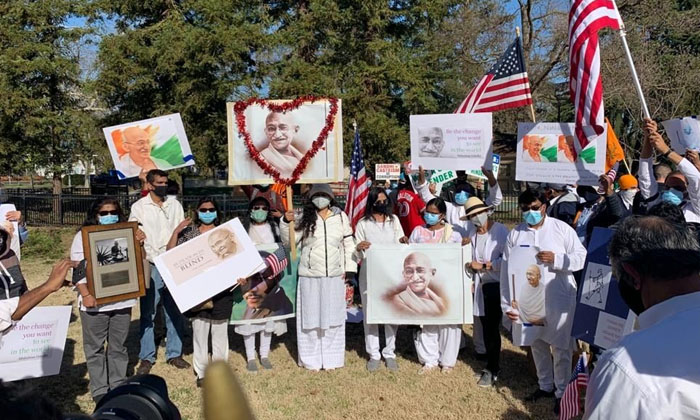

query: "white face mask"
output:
620 189 638 206
471 212 488 227
312 196 331 210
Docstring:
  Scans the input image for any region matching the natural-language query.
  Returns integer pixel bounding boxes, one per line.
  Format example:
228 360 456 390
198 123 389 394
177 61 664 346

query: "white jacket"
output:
280 207 357 277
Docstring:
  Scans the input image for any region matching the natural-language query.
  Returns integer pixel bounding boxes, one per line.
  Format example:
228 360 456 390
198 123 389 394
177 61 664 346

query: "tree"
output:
0 0 89 193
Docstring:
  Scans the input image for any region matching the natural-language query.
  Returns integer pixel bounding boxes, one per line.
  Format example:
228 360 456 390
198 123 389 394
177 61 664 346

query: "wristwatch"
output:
662 149 672 159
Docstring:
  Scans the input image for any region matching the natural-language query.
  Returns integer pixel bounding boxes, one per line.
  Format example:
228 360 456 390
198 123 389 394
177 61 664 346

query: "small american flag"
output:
263 248 288 279
559 353 589 420
455 35 532 114
345 125 369 230
569 0 621 149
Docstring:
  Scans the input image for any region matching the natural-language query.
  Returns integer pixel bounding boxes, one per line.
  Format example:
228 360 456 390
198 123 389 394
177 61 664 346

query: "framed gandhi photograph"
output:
154 218 265 312
365 243 464 325
103 113 195 179
226 98 344 185
81 222 146 305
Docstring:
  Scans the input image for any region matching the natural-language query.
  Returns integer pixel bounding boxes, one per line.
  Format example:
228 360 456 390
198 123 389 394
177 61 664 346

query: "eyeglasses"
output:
124 140 150 148
251 206 268 211
520 203 543 212
198 208 217 213
98 210 119 216
265 124 291 134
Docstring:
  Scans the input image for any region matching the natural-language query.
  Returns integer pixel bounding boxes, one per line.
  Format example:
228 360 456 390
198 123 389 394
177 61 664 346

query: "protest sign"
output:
505 244 548 346
462 244 474 324
0 204 21 260
430 170 458 185
516 122 605 186
155 218 265 312
662 116 700 153
0 306 71 382
410 113 493 171
366 244 465 325
227 98 343 185
572 227 635 349
375 163 401 181
468 154 501 180
103 113 194 179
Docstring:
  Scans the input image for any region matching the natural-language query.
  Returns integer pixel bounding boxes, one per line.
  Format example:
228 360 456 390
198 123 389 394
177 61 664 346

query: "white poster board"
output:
462 244 474 324
0 204 21 260
662 116 700 153
154 218 265 312
505 245 548 346
375 163 401 181
410 113 493 171
516 122 605 186
0 306 71 382
103 113 194 179
366 244 465 325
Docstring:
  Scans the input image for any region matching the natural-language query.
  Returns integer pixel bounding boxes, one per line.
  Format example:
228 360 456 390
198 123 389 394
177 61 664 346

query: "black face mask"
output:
373 202 388 213
153 185 168 198
617 270 645 315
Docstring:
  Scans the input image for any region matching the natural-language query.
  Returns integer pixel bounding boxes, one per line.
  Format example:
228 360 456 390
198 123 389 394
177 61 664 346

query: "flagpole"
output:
612 1 651 119
516 27 537 123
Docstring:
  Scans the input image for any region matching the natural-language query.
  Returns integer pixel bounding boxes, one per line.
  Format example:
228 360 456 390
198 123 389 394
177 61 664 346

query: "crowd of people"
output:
1 118 699 419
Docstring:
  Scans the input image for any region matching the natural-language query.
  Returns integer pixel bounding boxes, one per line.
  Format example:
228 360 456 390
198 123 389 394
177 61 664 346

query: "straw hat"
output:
460 197 491 220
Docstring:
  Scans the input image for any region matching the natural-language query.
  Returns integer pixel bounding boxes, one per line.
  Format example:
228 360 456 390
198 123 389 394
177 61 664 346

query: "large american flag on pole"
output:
345 125 368 230
455 35 532 114
559 353 589 420
569 0 621 149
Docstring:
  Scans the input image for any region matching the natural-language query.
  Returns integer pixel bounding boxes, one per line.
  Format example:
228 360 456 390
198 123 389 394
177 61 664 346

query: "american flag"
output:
569 0 621 149
263 252 288 279
455 35 532 114
345 126 369 230
559 353 589 420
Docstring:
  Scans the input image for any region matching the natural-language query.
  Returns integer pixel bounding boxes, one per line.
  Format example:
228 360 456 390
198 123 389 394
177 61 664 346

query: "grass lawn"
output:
16 228 561 420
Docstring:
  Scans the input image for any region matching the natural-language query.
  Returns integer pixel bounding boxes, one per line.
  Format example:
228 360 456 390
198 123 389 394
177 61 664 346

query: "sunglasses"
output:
98 210 119 216
520 203 543 212
198 208 217 213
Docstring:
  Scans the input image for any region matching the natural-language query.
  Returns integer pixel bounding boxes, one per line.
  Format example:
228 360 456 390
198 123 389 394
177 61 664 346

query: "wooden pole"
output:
516 27 537 123
286 185 297 260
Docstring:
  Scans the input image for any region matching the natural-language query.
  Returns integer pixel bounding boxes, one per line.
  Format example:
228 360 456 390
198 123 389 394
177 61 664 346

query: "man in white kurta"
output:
500 190 586 412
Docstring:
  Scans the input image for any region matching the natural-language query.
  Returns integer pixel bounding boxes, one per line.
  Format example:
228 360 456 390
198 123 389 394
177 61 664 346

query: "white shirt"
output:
0 296 18 334
638 157 700 222
415 181 503 238
128 194 185 262
465 222 509 316
70 231 136 312
248 223 276 246
353 214 404 262
584 291 700 420
499 216 587 348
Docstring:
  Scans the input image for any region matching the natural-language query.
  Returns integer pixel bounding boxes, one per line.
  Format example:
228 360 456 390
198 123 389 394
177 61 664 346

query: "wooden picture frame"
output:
81 222 146 305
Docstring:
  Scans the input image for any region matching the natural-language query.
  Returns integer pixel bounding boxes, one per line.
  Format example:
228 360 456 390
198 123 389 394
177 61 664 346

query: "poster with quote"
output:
0 306 71 382
410 113 493 171
571 228 636 349
516 122 605 186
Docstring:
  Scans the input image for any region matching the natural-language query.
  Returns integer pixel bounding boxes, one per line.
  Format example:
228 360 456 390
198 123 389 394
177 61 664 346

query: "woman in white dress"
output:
354 187 407 371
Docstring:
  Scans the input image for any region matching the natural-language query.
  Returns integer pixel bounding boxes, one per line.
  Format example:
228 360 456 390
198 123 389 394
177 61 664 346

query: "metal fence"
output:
7 180 523 227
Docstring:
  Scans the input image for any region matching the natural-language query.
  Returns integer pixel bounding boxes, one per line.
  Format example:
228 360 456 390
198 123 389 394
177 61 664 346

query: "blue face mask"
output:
454 191 469 205
423 212 441 226
661 188 684 206
390 182 398 189
98 214 119 225
198 211 217 225
522 209 543 226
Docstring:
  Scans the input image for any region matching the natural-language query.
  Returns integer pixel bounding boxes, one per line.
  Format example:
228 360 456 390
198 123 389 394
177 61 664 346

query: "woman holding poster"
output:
408 197 462 374
354 187 407 372
281 184 357 371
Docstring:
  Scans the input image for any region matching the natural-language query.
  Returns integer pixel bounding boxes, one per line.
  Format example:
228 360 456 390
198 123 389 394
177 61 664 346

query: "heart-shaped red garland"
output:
234 96 340 185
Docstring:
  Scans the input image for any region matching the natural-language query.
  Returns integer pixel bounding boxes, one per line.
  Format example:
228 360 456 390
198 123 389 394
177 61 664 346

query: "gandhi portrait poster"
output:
505 244 549 346
103 113 194 179
154 218 264 312
516 122 605 186
409 113 493 171
227 99 344 185
365 243 464 325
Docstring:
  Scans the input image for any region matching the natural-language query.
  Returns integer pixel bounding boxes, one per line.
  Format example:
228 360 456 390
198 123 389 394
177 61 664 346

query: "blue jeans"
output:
139 265 185 362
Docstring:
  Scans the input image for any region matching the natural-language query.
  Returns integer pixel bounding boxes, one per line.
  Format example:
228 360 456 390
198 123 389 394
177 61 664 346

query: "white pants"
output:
297 323 345 370
243 331 272 361
363 322 397 361
531 339 573 398
415 325 461 368
192 318 229 379
473 317 486 354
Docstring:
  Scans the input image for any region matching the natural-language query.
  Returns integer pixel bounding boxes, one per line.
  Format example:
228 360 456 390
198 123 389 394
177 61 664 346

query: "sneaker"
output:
554 398 561 415
167 356 191 370
418 365 437 375
196 377 203 388
260 358 273 370
441 366 453 374
136 360 153 375
246 360 258 372
476 370 497 387
385 358 399 371
525 388 555 402
366 359 381 372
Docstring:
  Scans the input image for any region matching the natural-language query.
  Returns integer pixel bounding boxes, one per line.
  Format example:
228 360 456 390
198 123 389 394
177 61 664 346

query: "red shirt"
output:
395 189 426 236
